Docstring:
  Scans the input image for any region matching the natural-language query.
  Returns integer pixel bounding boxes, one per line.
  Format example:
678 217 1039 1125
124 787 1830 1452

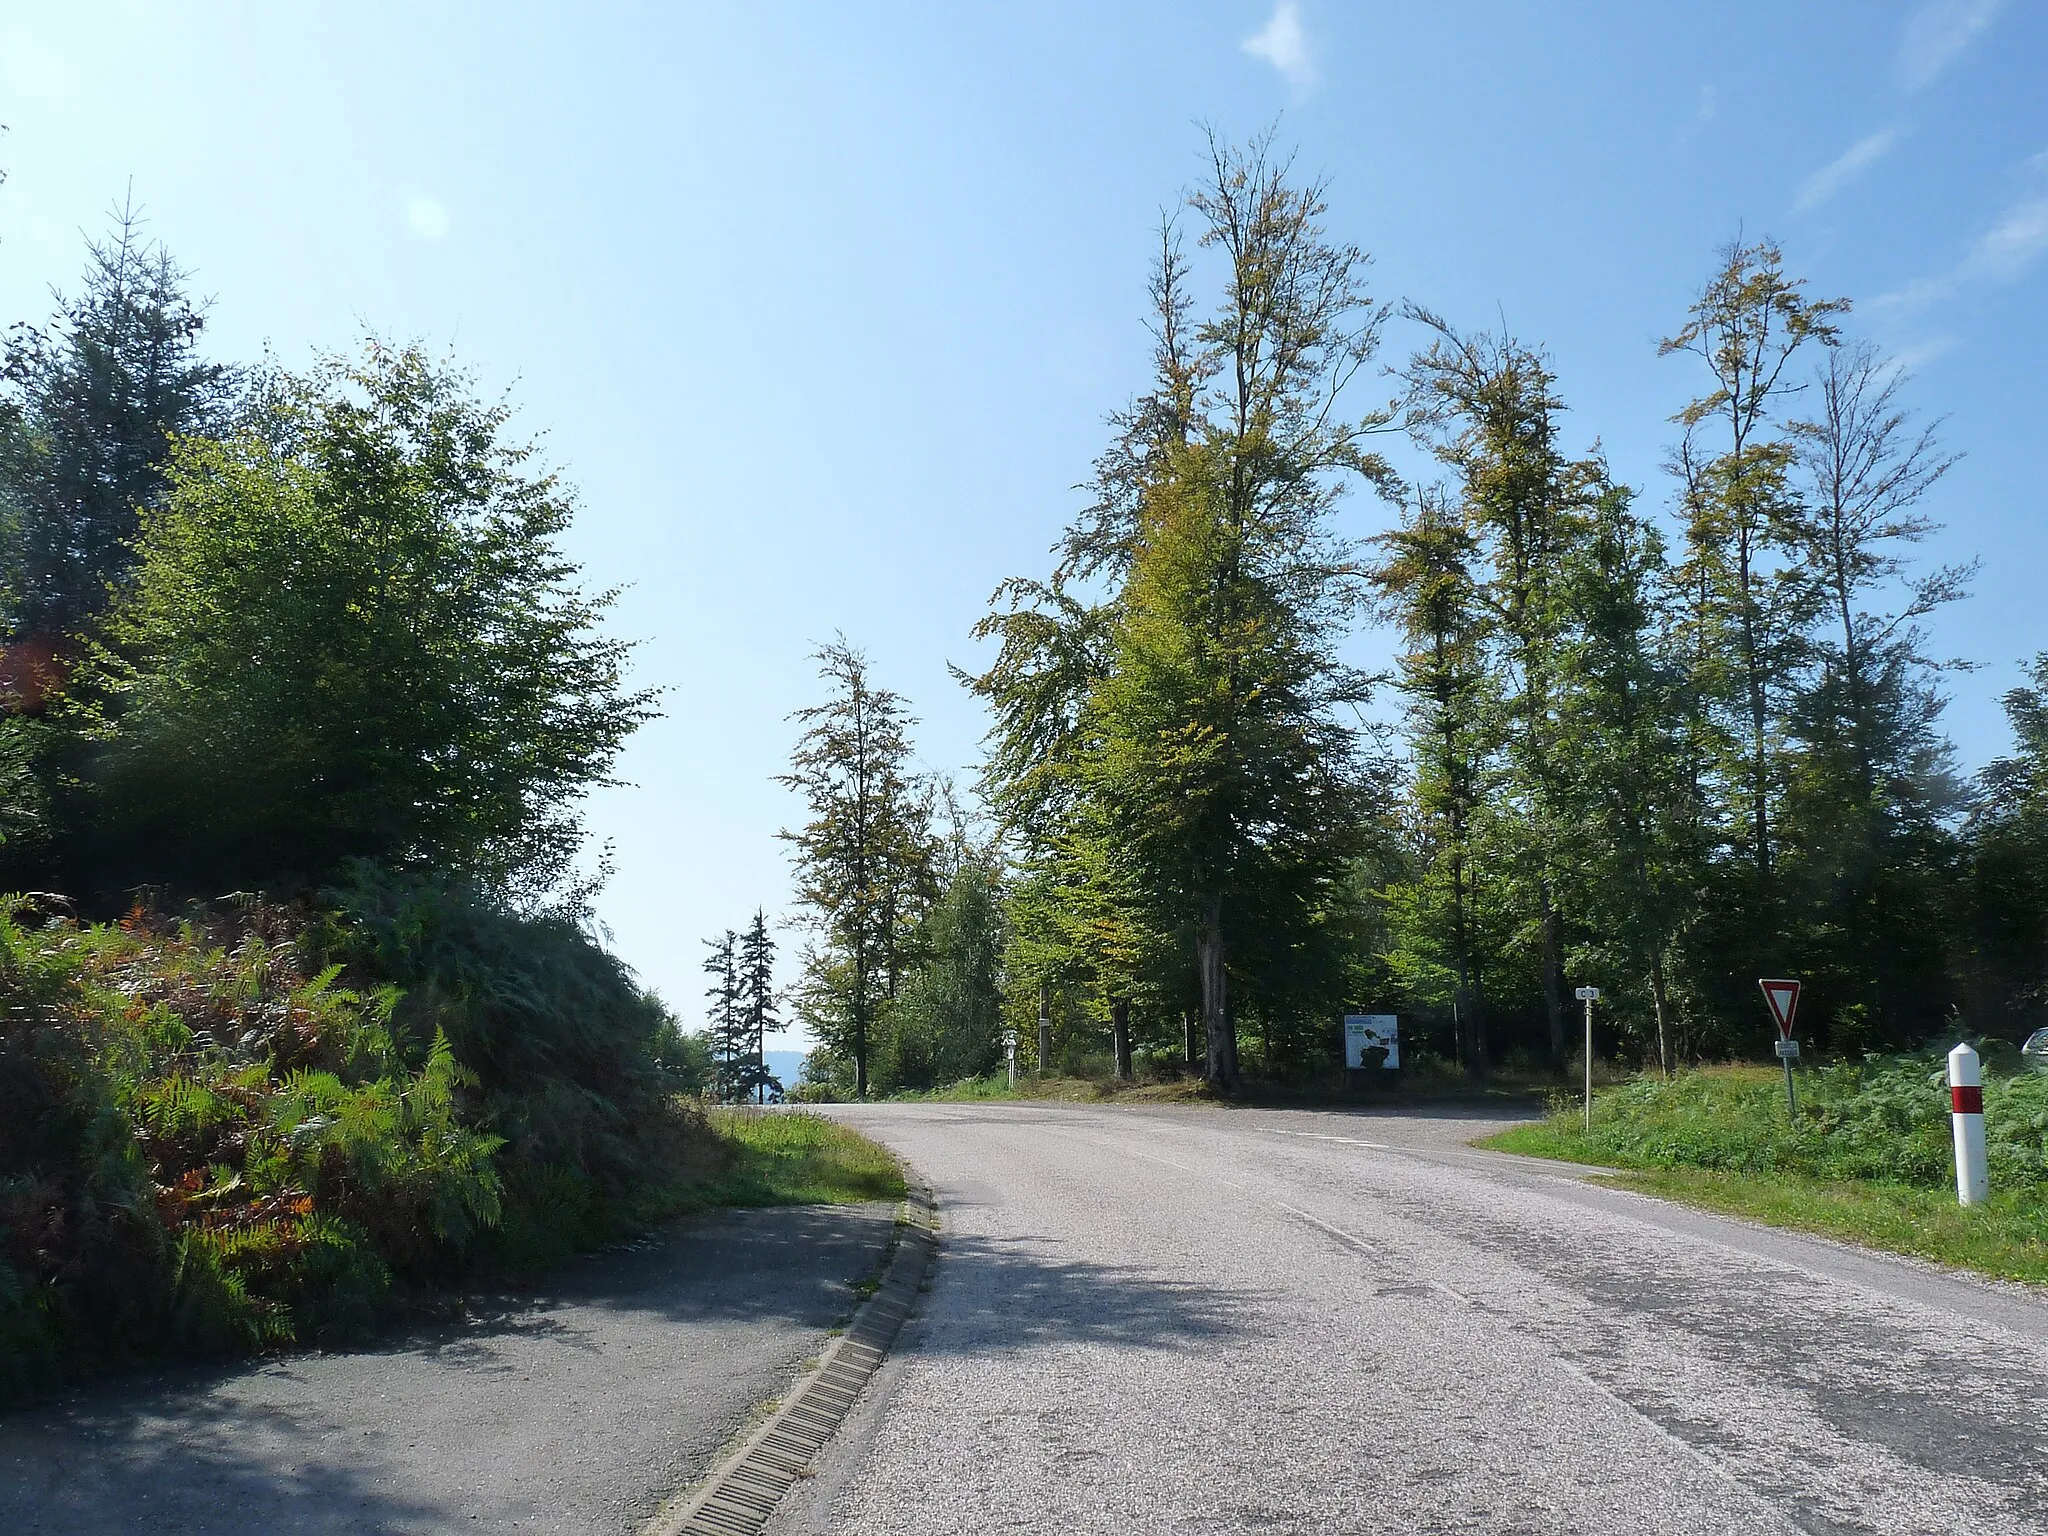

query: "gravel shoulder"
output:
780 1099 2048 1536
1 1202 897 1535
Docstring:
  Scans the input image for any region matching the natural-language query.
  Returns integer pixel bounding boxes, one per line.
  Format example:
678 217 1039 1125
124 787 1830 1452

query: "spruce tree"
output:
2 201 233 636
703 930 743 1103
737 909 782 1104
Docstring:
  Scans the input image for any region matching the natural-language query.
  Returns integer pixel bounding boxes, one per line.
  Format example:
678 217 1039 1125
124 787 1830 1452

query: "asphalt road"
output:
773 1100 2048 1536
1 1202 896 1535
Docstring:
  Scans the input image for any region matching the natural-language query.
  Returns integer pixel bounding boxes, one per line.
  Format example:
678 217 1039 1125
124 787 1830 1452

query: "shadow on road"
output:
914 1231 1272 1354
3 1386 449 1534
0 1202 899 1536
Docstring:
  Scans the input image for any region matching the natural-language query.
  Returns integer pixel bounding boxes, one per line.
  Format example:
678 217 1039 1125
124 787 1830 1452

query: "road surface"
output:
773 1100 2048 1536
1 1202 896 1534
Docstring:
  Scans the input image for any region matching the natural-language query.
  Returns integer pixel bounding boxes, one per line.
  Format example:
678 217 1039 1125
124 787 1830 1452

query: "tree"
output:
780 641 938 1098
736 909 782 1103
703 929 744 1103
1660 237 1845 893
1370 488 1499 1074
83 343 653 902
1780 339 1967 1049
874 857 1007 1093
1550 484 1703 1071
1401 313 1587 1064
1964 656 2048 1035
974 131 1388 1093
2 200 233 637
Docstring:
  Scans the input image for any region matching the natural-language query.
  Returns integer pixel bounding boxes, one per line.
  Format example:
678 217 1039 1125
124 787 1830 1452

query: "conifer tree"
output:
737 909 782 1104
2 201 233 636
703 929 743 1103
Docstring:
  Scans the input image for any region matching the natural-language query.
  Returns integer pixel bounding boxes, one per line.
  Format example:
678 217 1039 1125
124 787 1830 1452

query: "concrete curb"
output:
642 1184 938 1536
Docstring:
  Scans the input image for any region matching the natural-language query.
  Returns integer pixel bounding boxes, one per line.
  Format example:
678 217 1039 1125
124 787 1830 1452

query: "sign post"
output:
1574 986 1600 1132
1005 1027 1017 1091
1759 978 1802 1120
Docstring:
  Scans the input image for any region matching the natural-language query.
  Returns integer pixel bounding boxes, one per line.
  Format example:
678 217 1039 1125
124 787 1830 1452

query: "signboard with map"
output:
1343 1014 1399 1070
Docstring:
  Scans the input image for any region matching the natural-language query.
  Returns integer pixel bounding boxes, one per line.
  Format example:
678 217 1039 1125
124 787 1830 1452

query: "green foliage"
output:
872 858 1006 1094
1962 654 2048 1034
0 203 234 635
328 865 696 1255
0 879 703 1403
75 343 654 902
970 131 1387 1093
780 640 940 1098
1523 1056 2048 1189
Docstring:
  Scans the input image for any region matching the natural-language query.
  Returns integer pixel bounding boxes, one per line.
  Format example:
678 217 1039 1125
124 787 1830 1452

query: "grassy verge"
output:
881 1060 1553 1110
696 1108 906 1206
1484 1070 2048 1287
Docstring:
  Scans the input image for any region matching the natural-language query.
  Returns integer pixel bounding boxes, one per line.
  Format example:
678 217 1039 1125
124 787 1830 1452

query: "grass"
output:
1484 1061 2048 1287
696 1107 906 1207
881 1054 1555 1109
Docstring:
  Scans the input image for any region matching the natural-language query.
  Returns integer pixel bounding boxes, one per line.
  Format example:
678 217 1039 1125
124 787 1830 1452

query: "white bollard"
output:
1948 1042 1988 1207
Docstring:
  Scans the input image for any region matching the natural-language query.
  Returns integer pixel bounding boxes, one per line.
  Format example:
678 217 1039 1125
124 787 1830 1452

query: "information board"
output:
1344 1014 1399 1070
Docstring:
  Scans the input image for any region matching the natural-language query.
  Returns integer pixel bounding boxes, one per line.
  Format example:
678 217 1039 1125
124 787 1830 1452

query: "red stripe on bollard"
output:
1951 1085 1984 1115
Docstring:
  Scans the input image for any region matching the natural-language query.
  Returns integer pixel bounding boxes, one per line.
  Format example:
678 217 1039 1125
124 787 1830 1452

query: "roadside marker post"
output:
1948 1042 1988 1206
1005 1027 1017 1090
1574 986 1600 1132
1759 978 1802 1120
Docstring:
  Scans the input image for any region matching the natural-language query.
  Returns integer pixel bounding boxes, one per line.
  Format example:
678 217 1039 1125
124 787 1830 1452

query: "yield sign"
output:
1759 978 1801 1040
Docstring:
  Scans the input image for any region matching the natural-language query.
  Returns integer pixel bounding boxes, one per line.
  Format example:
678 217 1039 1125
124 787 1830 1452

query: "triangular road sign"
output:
1759 978 1801 1039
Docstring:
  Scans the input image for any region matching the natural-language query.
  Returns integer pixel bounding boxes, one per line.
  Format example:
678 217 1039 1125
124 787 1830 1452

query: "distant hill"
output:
764 1049 808 1090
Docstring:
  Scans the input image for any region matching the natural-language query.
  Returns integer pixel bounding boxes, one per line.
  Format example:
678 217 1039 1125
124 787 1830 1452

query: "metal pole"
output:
1784 1053 1798 1121
1583 996 1594 1133
1037 985 1052 1078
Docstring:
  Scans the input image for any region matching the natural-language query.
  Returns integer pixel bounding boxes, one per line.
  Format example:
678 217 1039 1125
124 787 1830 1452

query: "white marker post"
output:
1574 986 1600 1132
1005 1027 1017 1091
1948 1042 1988 1206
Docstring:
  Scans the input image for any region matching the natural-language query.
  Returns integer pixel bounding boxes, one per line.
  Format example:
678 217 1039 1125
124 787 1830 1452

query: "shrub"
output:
0 874 703 1402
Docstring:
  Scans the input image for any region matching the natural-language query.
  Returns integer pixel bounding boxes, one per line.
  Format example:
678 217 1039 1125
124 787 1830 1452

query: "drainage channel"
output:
645 1186 939 1536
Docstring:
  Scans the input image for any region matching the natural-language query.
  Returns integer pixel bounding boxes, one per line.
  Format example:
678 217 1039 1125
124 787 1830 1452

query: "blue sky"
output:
2 3 2042 1046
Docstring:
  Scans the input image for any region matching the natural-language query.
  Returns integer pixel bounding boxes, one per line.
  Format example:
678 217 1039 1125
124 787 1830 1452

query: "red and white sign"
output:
1759 978 1801 1040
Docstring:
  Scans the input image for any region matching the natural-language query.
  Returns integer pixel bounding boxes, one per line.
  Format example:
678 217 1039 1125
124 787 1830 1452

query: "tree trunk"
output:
1650 948 1673 1079
853 947 869 1100
1196 894 1238 1092
1540 881 1565 1067
1111 996 1133 1082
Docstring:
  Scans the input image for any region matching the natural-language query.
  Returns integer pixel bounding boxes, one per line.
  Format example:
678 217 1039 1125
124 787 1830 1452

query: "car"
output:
2024 1028 2048 1073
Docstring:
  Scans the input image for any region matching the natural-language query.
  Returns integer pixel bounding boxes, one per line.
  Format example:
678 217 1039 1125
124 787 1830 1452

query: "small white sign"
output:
1774 1038 1801 1060
1574 986 1601 1002
1344 1014 1399 1070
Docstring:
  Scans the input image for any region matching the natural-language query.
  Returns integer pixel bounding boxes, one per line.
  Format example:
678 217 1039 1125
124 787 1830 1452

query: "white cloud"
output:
1873 174 2048 312
1243 1 1317 93
1795 128 1903 212
1896 0 2005 93
406 194 451 241
1878 335 1957 378
1967 193 2048 280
